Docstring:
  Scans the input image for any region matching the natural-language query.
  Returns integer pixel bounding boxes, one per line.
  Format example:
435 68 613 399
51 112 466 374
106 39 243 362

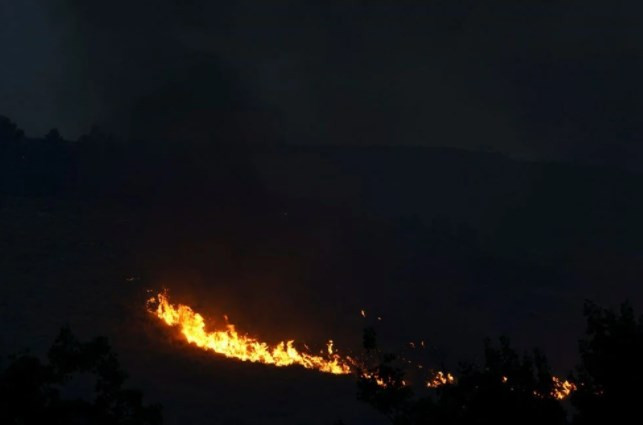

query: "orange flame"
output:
427 373 576 400
551 376 577 400
148 292 353 374
426 371 456 388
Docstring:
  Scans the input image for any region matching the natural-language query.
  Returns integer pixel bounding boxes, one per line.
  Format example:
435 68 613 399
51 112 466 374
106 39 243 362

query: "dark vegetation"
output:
0 116 259 204
358 302 643 425
3 301 642 424
0 327 161 425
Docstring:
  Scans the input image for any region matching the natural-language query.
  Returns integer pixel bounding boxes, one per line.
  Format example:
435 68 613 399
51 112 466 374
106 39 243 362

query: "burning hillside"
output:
147 292 354 374
147 291 575 400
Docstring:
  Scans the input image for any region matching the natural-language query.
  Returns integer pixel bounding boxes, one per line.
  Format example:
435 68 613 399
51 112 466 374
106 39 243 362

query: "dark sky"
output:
2 0 642 160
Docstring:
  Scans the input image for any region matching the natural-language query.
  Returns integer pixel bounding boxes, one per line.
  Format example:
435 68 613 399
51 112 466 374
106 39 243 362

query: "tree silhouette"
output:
571 301 643 424
356 328 414 424
358 302 643 424
44 128 63 143
430 338 566 425
0 115 24 142
357 333 566 424
0 327 161 425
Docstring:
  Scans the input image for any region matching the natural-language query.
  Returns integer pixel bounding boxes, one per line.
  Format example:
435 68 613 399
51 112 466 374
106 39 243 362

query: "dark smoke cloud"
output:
3 0 643 161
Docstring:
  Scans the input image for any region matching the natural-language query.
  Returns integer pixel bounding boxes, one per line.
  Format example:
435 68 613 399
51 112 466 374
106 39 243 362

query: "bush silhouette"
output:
0 327 161 425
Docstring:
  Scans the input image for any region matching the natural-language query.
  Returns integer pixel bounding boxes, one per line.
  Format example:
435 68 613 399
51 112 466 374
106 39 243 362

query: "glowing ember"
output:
427 372 575 400
148 292 354 374
551 376 577 400
427 371 456 388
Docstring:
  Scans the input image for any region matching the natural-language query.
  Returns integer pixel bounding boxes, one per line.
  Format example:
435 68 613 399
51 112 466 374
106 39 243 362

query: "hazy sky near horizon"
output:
1 1 642 160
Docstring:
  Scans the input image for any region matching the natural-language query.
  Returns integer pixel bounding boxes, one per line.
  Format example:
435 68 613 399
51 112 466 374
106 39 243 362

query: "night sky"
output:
2 2 643 425
2 1 643 161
